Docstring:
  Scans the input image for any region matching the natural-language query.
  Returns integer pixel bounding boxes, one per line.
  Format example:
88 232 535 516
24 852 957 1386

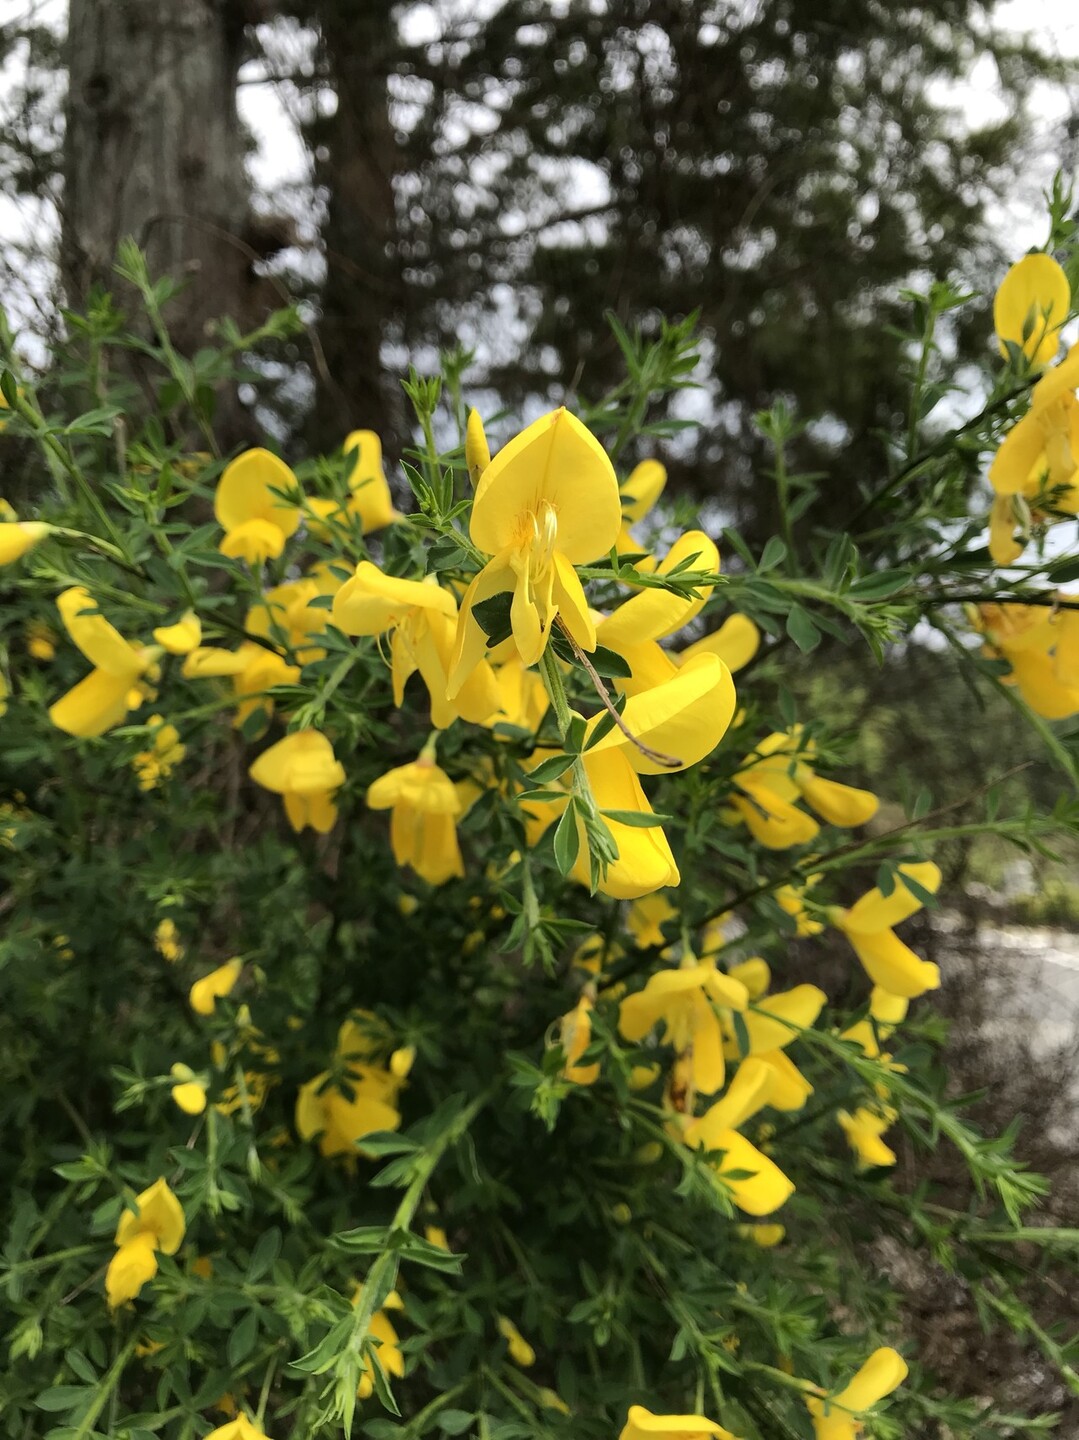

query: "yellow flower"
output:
333 563 500 727
679 613 761 674
184 640 302 732
558 995 600 1085
615 458 667 571
831 861 942 998
626 890 678 949
132 715 185 790
190 959 243 1016
597 530 720 670
154 919 184 963
449 407 622 686
722 982 826 1060
738 1223 785 1247
976 601 1079 718
619 960 749 1097
215 448 302 563
805 1347 907 1440
682 1057 798 1216
246 567 344 668
367 756 464 885
152 611 201 655
105 1178 185 1308
0 518 50 566
465 408 491 486
619 1404 739 1440
169 1063 208 1115
203 1417 273 1440
49 587 155 738
26 619 57 661
295 1066 403 1159
308 430 397 536
497 1314 536 1367
728 730 878 849
994 253 1070 368
838 1105 898 1169
249 729 346 834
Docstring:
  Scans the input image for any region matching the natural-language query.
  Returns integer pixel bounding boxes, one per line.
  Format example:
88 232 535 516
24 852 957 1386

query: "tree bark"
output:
62 0 253 359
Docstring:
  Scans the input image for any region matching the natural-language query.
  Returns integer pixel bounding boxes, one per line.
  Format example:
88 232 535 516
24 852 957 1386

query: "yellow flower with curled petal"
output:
249 729 346 834
105 1178 185 1308
721 982 826 1060
727 729 877 849
190 959 243 1017
308 430 397 536
619 959 750 1097
169 1063 208 1115
152 610 201 655
976 601 1079 719
245 565 343 668
615 458 667 572
830 862 941 998
619 1404 739 1440
994 253 1070 368
598 529 719 661
367 755 464 885
215 448 301 563
334 563 500 727
805 1347 907 1440
449 408 621 687
295 1066 402 1160
681 1056 797 1216
49 587 157 738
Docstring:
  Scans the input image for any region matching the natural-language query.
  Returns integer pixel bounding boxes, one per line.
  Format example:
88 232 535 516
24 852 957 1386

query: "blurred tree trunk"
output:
62 0 254 366
305 1 403 452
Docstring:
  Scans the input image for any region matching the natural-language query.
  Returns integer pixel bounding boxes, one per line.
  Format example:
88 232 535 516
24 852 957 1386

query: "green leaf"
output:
35 1387 91 1414
785 604 820 653
847 570 911 600
521 752 574 785
227 1308 259 1366
588 645 634 679
758 536 787 572
471 592 513 646
553 801 582 876
438 1410 476 1436
246 1227 281 1282
600 809 671 828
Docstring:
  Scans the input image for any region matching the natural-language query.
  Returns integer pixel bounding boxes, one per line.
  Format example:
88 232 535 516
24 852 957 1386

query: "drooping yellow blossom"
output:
489 653 551 732
619 960 750 1096
308 430 397 536
558 995 600 1085
190 959 244 1017
831 861 942 998
728 730 878 850
170 1063 208 1115
367 755 464 885
465 408 491 486
838 1105 898 1169
132 715 186 790
994 253 1071 368
722 982 827 1061
449 408 622 686
497 1314 536 1367
49 587 157 738
333 563 500 727
249 729 346 834
615 458 667 571
26 619 57 661
682 1055 798 1216
152 611 201 655
627 891 678 949
215 448 302 563
976 601 1079 718
154 918 184 964
105 1178 185 1308
805 1347 908 1440
203 1417 273 1440
0 518 50 566
619 1404 739 1440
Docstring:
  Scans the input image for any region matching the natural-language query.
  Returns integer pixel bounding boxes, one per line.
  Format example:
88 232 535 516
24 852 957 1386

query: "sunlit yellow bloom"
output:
249 729 346 834
245 565 344 668
0 519 50 565
106 1178 185 1308
619 1404 739 1440
203 1417 273 1440
295 1068 402 1159
723 983 826 1059
367 756 464 885
449 408 621 686
334 563 499 727
497 1314 536 1367
215 448 301 563
558 995 600 1085
831 861 941 997
308 430 397 536
489 653 551 732
994 253 1070 368
728 730 877 849
49 587 158 738
619 960 749 1096
132 715 185 790
805 1347 907 1440
170 1063 208 1115
189 959 243 1016
152 611 201 655
838 1105 898 1169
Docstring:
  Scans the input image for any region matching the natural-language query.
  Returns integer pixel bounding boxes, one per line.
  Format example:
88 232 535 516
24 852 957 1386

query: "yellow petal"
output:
727 957 771 999
680 613 760 672
844 927 940 998
181 646 251 678
0 520 49 565
711 1129 794 1216
988 493 1024 565
189 959 244 1017
988 409 1045 496
754 1049 813 1111
1032 340 1079 414
114 1177 185 1254
471 408 621 564
220 517 287 563
48 667 135 738
249 730 346 797
153 611 202 654
447 553 516 698
619 1404 737 1440
1009 647 1079 718
215 447 301 535
796 774 878 828
840 862 941 934
731 776 819 850
599 530 720 647
589 652 735 776
106 1233 159 1308
685 1057 775 1143
551 550 597 651
1055 606 1079 688
465 408 491 486
619 459 668 524
333 563 456 635
575 747 680 898
57 587 145 678
833 1347 908 1412
344 430 397 532
735 985 826 1055
994 253 1070 367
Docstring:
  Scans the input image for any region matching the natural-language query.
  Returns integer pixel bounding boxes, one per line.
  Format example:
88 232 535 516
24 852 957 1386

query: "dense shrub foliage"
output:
2 222 1079 1440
